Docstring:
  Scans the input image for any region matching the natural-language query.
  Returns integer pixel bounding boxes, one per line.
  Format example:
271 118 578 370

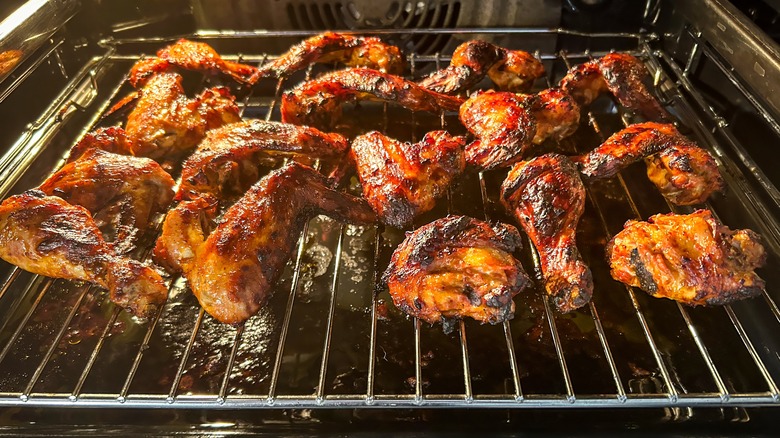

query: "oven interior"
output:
1 0 780 433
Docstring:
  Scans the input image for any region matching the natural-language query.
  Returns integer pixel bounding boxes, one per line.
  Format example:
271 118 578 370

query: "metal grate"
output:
0 28 779 410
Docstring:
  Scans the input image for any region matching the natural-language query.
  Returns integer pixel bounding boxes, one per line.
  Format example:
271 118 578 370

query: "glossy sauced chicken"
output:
66 127 136 162
418 40 545 94
351 131 466 228
574 122 723 205
459 88 580 170
280 68 463 129
0 191 168 316
501 153 593 312
607 210 766 306
129 39 258 87
560 53 670 122
177 120 349 202
252 32 405 80
383 215 530 330
38 148 175 246
153 162 375 324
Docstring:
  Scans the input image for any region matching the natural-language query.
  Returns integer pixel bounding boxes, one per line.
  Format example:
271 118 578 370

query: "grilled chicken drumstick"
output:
129 39 258 87
351 130 466 228
460 88 580 170
419 40 545 94
154 162 375 324
383 215 530 331
252 32 405 80
281 68 463 129
501 153 593 312
0 191 168 317
560 52 670 122
607 210 766 306
574 122 723 205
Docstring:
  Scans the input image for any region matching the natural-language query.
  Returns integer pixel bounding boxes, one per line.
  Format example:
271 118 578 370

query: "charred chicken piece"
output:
383 215 530 330
252 32 405 80
281 68 463 129
419 40 544 94
129 39 258 87
351 131 466 228
559 53 670 122
154 162 375 324
124 72 241 163
177 120 349 202
574 122 723 205
460 89 580 170
0 191 168 316
501 153 593 312
39 148 175 246
607 210 766 306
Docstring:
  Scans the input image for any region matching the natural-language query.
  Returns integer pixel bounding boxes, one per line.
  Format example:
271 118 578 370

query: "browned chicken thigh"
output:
501 153 593 312
281 68 463 129
153 162 375 324
574 122 723 205
177 120 349 202
252 32 405 80
351 130 466 228
559 52 670 122
418 40 545 94
607 210 766 306
383 215 530 331
66 127 136 162
0 191 168 316
129 39 258 87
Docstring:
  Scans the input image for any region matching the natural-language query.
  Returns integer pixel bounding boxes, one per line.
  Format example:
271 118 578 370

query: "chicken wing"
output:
252 32 405 81
574 122 723 205
177 120 349 202
501 153 593 312
419 40 544 94
559 53 670 122
351 130 465 228
460 88 580 170
606 210 766 306
383 215 530 331
280 68 463 129
154 162 375 324
0 191 168 316
129 39 258 87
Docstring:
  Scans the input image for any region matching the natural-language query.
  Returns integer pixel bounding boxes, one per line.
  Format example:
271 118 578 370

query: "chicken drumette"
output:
559 52 670 122
501 153 593 312
574 122 723 205
281 68 463 129
0 191 168 316
383 215 530 331
607 210 766 306
351 130 466 228
418 40 545 94
153 162 375 324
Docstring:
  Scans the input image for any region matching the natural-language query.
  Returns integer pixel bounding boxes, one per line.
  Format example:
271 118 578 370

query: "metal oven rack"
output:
0 28 779 410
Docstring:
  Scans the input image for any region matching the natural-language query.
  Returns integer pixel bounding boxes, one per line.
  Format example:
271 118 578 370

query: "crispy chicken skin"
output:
419 40 544 94
606 210 766 306
177 120 349 202
0 191 168 316
383 215 530 330
459 89 580 170
39 148 175 241
560 53 670 122
67 127 136 162
129 39 258 87
253 32 405 80
124 72 241 163
574 122 723 205
501 153 593 312
280 68 463 129
154 162 376 324
351 131 466 228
